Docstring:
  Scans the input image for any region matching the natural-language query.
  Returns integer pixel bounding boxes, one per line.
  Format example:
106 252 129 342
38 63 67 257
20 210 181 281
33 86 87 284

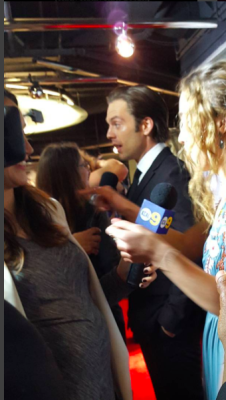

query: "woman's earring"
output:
219 133 224 149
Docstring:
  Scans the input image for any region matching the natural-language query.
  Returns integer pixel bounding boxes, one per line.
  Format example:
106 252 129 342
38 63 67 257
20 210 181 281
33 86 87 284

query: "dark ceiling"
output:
4 1 226 158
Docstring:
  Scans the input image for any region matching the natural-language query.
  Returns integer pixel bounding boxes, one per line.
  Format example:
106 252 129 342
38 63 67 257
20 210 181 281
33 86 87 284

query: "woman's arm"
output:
106 220 219 315
81 186 208 261
159 249 219 315
89 159 128 187
165 219 208 260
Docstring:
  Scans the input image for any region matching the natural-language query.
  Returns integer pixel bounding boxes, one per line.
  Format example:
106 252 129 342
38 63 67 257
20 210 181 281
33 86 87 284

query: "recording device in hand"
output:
100 172 120 218
89 172 119 226
4 106 25 168
126 183 178 287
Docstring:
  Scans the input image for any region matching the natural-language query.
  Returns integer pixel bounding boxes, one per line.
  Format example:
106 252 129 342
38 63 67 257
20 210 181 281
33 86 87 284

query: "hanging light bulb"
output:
114 22 134 58
116 34 134 58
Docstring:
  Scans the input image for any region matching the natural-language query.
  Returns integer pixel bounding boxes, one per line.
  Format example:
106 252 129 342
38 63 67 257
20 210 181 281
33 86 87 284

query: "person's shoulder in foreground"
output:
216 383 226 400
4 300 65 400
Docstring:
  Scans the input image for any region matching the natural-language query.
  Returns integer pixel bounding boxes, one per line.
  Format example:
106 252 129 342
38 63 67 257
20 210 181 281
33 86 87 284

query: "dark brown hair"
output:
107 85 169 143
37 142 91 232
4 186 68 271
4 89 68 270
79 149 99 171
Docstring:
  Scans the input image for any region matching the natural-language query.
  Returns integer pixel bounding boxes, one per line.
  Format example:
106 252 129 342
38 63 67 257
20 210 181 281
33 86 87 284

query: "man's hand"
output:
116 259 157 288
106 219 170 269
79 186 139 222
73 228 101 255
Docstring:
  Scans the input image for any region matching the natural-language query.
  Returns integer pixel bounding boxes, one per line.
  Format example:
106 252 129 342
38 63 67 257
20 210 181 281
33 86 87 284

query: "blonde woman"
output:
88 61 226 400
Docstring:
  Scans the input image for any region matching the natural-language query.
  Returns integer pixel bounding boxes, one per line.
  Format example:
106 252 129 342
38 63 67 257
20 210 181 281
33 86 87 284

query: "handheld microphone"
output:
126 183 178 287
90 171 119 204
99 171 118 189
99 172 119 218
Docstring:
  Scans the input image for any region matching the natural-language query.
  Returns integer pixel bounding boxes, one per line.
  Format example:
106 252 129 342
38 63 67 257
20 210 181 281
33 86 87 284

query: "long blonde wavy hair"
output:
178 60 226 224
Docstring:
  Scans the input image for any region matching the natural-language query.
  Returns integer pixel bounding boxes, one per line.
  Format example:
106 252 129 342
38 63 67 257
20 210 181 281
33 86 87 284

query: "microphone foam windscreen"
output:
150 182 178 210
99 172 118 189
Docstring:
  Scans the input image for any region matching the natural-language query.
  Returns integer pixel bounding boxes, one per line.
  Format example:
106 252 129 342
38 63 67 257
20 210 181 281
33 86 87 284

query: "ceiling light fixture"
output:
114 22 135 58
5 83 75 106
17 95 88 135
4 84 87 133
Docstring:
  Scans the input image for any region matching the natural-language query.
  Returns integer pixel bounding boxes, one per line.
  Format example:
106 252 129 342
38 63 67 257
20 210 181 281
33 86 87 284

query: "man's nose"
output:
106 126 115 140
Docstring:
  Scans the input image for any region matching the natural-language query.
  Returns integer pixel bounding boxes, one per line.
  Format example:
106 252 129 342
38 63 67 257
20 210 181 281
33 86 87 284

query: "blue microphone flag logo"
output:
135 199 175 234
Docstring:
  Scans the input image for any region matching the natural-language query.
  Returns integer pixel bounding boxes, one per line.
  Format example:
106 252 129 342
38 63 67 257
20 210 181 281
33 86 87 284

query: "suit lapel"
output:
130 169 155 203
129 147 172 203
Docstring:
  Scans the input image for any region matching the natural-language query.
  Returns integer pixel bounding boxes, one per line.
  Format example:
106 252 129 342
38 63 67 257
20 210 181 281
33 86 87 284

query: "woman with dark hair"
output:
4 107 138 398
36 142 126 340
36 142 101 253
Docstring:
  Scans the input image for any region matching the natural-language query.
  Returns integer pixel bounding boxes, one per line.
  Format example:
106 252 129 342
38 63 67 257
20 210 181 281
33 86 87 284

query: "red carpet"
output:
119 300 156 400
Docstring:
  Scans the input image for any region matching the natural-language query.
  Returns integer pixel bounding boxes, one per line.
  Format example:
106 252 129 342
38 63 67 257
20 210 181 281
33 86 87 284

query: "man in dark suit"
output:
106 86 205 400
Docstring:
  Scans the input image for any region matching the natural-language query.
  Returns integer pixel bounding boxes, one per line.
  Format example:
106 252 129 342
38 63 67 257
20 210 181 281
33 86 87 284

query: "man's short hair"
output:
107 85 169 143
4 89 18 106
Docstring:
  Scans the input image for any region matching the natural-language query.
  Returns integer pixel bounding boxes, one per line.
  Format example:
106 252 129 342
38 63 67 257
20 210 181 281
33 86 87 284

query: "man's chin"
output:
118 152 128 161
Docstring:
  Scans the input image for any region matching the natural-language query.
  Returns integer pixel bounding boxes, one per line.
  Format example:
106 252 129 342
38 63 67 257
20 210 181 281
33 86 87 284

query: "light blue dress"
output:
202 200 226 400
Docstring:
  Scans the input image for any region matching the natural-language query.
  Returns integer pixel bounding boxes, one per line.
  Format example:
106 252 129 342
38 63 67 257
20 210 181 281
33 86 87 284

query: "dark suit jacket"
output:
127 147 205 340
4 300 65 400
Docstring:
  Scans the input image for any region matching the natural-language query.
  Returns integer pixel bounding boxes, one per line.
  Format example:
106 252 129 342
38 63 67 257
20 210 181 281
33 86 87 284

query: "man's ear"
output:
141 117 154 137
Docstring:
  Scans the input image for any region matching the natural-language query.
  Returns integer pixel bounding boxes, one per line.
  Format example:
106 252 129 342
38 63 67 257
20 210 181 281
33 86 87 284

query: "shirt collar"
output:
137 143 166 184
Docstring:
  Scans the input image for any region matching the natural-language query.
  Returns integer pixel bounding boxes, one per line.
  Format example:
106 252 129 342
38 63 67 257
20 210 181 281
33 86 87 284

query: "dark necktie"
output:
127 168 141 200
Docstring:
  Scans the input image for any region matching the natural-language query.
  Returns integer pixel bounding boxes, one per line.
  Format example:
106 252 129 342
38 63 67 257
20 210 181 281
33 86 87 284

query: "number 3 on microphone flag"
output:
135 199 174 234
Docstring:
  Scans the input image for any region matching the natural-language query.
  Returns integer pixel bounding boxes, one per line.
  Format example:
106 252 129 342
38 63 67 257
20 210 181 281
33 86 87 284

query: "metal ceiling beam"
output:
117 79 178 97
4 77 178 96
34 58 100 77
4 71 56 78
5 77 118 86
4 48 82 58
4 19 218 32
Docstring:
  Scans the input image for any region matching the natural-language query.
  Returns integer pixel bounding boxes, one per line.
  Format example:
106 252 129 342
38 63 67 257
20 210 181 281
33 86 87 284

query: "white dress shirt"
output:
137 143 166 184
